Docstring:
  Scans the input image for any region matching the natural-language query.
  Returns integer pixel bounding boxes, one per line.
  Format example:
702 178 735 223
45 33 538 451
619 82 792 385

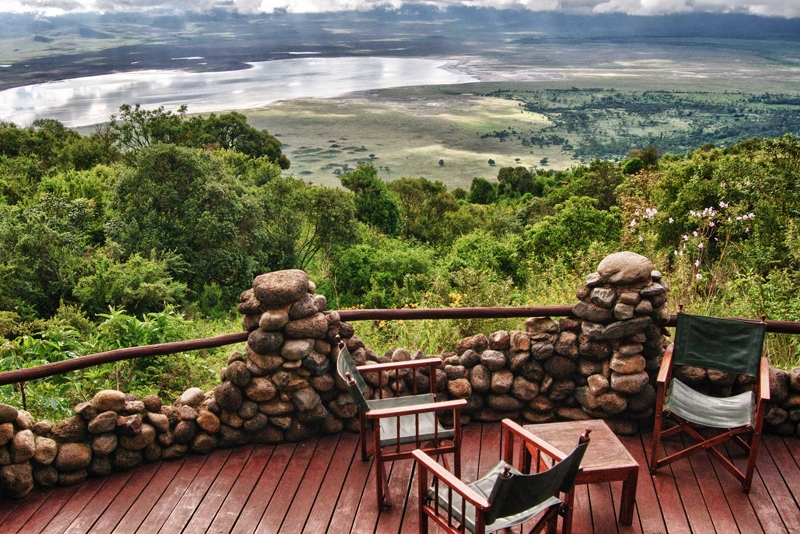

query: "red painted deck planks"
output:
2 486 78 534
59 471 134 534
0 493 24 527
134 453 209 533
571 484 595 534
7 424 800 533
107 457 186 534
682 434 744 534
229 442 296 534
300 432 358 534
717 438 780 533
207 444 275 534
278 434 339 534
642 431 692 534
619 432 667 534
38 477 107 534
745 435 800 532
254 437 320 534
84 460 162 534
374 453 415 534
660 434 715 533
348 458 384 534
585 482 619 534
156 448 232 533
182 445 255 533
476 422 501 475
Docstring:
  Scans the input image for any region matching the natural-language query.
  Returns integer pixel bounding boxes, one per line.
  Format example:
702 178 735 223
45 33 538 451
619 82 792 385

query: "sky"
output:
1 0 799 18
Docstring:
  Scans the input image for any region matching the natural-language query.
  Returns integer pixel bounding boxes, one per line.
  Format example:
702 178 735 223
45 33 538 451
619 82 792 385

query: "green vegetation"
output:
2 103 800 420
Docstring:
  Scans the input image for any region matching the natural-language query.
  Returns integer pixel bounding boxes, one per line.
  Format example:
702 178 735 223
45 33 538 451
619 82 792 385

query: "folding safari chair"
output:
414 419 590 534
336 340 466 509
650 312 768 492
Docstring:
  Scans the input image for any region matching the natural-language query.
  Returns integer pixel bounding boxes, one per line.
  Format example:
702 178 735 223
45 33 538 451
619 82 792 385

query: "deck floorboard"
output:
2 422 799 533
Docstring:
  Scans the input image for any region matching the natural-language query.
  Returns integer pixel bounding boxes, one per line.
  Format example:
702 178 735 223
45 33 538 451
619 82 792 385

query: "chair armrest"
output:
656 343 675 385
412 449 491 510
758 357 770 402
501 419 567 463
365 399 467 419
357 358 442 373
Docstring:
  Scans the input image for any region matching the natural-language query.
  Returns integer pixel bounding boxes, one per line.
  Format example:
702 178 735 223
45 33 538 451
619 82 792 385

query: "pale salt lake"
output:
0 57 477 127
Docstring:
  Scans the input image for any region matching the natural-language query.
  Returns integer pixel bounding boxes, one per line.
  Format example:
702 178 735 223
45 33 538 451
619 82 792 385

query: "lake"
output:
0 57 477 128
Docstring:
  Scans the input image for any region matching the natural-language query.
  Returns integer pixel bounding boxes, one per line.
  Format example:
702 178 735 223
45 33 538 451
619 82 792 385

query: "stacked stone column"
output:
569 251 669 432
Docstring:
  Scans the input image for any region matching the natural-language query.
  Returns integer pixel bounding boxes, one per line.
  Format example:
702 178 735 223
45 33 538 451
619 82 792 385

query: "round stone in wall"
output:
597 251 654 285
252 269 309 308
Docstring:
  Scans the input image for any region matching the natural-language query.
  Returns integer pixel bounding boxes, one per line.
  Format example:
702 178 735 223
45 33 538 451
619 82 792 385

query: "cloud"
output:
3 0 799 18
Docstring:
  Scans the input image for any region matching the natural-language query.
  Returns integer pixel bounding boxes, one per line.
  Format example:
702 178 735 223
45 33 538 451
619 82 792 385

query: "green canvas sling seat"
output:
335 339 466 509
650 312 768 493
414 419 590 534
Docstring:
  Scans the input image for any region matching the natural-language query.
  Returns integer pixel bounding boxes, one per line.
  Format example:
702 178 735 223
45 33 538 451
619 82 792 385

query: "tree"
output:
525 196 621 265
468 177 497 205
190 112 290 169
497 166 536 197
340 163 401 236
109 104 188 151
256 177 357 271
628 145 661 167
108 144 257 300
622 157 645 175
388 177 459 243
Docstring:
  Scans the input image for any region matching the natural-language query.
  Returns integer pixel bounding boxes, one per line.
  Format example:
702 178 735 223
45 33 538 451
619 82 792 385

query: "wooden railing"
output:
2 305 800 387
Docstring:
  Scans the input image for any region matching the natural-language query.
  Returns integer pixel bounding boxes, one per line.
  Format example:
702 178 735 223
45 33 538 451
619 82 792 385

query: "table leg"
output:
619 467 638 526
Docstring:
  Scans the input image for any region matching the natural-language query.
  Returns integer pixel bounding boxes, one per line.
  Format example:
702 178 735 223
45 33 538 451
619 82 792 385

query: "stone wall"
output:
2 253 800 499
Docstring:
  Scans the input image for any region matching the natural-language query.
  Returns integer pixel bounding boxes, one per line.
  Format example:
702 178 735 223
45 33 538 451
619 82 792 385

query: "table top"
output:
524 419 639 472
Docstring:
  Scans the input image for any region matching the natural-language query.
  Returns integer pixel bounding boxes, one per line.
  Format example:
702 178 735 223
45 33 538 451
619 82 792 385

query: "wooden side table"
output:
524 420 639 534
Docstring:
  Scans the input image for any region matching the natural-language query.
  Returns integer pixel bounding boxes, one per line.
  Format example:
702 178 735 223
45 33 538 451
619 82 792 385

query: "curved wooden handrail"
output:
0 331 249 387
2 305 800 386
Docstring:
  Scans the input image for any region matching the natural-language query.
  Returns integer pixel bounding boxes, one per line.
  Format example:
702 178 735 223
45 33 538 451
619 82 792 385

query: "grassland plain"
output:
242 36 800 189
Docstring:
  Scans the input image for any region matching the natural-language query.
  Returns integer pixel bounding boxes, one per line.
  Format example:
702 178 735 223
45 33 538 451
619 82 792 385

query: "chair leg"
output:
359 415 368 462
650 410 664 472
744 427 764 493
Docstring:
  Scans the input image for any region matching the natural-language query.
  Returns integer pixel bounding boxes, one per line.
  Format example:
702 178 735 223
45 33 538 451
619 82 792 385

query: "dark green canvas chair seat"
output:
335 340 466 509
415 419 590 534
651 312 768 493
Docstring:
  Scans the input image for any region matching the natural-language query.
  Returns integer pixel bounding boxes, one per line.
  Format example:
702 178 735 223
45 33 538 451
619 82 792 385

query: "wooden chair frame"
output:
650 331 769 493
338 342 466 509
414 419 589 534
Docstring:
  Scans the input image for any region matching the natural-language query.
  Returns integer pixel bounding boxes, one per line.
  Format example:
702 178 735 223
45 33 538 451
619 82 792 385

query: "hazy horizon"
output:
2 0 799 19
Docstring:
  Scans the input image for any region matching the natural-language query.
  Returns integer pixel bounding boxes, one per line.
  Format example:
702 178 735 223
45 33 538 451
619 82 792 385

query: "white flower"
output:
709 221 715 227
696 273 703 280
720 201 728 208
630 219 637 227
674 250 679 255
695 260 700 267
668 217 674 224
698 242 704 249
639 236 644 242
693 231 699 237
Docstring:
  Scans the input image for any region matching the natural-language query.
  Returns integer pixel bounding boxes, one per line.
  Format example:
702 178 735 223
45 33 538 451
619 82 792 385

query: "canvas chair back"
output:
336 343 370 411
673 313 765 377
485 436 589 526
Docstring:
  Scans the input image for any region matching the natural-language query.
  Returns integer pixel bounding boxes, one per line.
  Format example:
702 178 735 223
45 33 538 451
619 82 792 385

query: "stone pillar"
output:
231 269 349 443
571 251 669 433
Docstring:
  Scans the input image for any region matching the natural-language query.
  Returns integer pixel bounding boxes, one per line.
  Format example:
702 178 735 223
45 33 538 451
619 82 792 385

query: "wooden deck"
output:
2 423 800 533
